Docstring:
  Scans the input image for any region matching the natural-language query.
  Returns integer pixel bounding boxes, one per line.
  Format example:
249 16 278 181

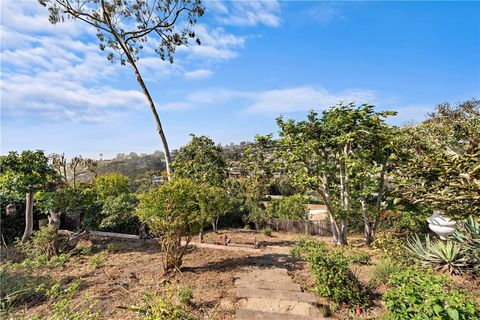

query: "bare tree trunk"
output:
21 191 34 242
103 11 172 178
360 197 373 245
337 219 348 245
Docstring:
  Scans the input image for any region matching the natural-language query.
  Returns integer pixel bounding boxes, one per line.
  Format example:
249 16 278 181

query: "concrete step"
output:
235 279 302 291
236 309 321 320
237 297 320 316
236 287 317 303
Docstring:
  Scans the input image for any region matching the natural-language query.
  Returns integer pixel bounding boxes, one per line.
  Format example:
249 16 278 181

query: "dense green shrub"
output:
371 259 404 285
136 179 205 274
372 232 409 260
126 289 196 320
340 248 371 265
37 186 101 230
98 193 139 234
291 238 371 308
266 194 307 220
383 268 479 319
93 172 130 200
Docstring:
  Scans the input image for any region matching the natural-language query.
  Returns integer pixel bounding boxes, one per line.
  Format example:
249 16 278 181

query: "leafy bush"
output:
372 232 409 260
136 179 205 274
98 193 139 234
177 286 193 305
406 235 469 275
266 194 307 220
371 259 404 285
291 238 371 308
126 289 196 320
340 248 371 265
37 186 101 230
93 172 130 201
262 227 273 237
15 226 58 261
382 268 479 319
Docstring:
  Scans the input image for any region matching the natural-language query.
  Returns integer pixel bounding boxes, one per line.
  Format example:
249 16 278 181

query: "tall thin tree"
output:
39 0 205 177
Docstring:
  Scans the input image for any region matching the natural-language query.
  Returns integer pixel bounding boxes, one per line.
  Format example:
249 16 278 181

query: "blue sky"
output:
1 1 479 158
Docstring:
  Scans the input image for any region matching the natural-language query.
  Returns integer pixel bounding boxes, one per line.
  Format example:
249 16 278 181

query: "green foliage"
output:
453 217 480 273
371 259 404 286
88 251 108 269
173 135 227 187
242 134 276 200
276 103 399 245
197 184 231 231
266 194 307 220
93 172 130 201
220 178 249 228
136 179 205 273
406 229 478 275
28 281 100 320
382 268 479 320
340 248 371 265
371 232 409 260
262 227 273 237
291 238 371 307
396 100 480 219
125 289 196 320
99 193 139 234
0 266 50 314
15 226 58 261
177 286 193 305
0 150 57 194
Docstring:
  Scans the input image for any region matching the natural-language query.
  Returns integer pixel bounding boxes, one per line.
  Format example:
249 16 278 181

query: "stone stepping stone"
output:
234 279 302 291
236 287 317 303
236 309 320 320
237 297 318 316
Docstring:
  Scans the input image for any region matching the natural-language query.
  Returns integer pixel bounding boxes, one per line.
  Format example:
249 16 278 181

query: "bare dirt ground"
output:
11 229 480 319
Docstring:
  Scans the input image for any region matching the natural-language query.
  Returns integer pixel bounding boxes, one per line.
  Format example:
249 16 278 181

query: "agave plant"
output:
452 216 480 247
452 216 480 273
406 234 469 274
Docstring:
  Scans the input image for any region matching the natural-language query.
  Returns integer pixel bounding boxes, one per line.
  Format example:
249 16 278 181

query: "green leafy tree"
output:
241 135 276 227
396 99 480 219
172 135 227 186
39 0 205 177
136 179 204 274
99 193 139 233
276 103 396 245
0 151 57 241
198 184 231 233
94 172 130 200
266 194 307 220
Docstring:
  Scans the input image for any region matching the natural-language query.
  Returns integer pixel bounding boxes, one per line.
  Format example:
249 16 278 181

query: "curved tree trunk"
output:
103 12 172 179
21 191 34 242
128 59 172 178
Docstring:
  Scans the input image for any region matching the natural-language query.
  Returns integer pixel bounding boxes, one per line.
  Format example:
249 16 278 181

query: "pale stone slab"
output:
235 279 302 291
236 309 320 320
237 297 320 316
236 287 317 303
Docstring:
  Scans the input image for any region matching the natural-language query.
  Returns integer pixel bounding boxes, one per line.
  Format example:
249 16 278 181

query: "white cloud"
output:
245 86 377 115
184 69 213 79
211 1 282 27
154 86 379 115
307 3 345 25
